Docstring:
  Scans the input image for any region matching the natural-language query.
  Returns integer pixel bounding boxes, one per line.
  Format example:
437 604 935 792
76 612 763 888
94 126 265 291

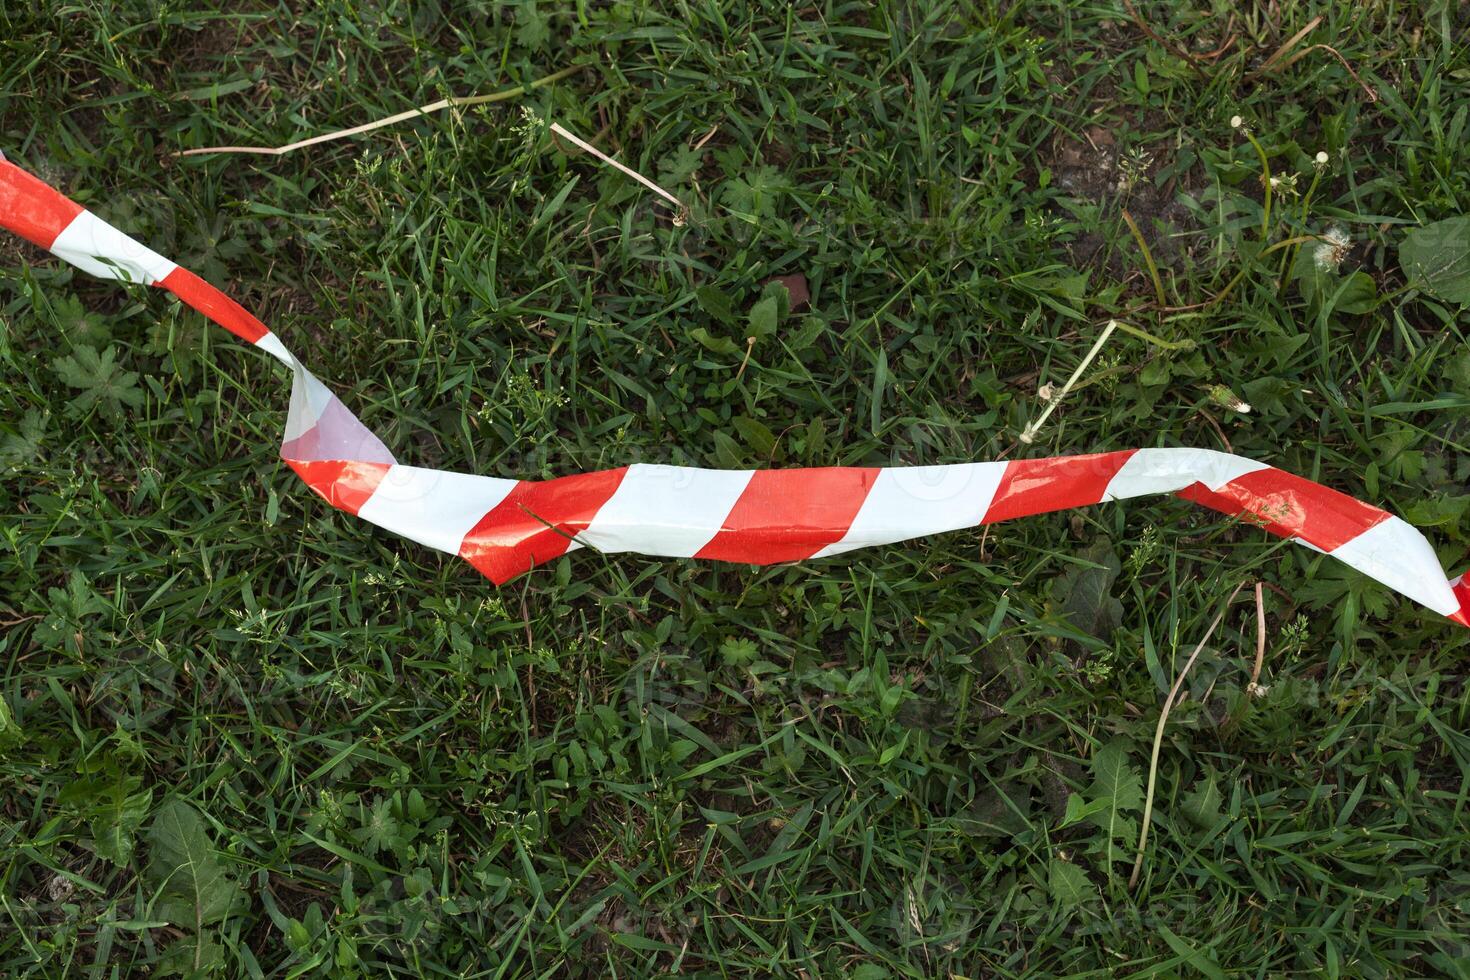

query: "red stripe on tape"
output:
159 266 269 343
694 467 880 565
1184 467 1390 552
286 459 391 515
1451 578 1470 627
0 161 84 250
982 450 1136 524
1175 482 1242 518
461 468 629 583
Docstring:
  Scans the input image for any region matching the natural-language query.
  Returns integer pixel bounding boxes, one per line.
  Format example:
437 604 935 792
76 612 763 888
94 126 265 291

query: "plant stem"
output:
1166 236 1321 312
1243 131 1273 239
1122 209 1167 306
1279 167 1326 283
1110 319 1194 350
1018 319 1117 445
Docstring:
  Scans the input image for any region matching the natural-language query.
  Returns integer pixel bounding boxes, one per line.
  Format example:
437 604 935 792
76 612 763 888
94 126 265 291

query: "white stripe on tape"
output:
50 211 177 285
813 462 1008 558
1104 447 1269 500
579 464 754 557
357 465 518 555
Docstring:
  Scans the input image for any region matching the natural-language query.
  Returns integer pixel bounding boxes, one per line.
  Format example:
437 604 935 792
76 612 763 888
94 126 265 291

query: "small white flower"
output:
1315 150 1329 166
1230 114 1244 129
1037 383 1055 402
1247 682 1270 699
1313 225 1352 271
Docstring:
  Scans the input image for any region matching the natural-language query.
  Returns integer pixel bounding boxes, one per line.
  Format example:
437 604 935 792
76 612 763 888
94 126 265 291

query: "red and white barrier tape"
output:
3 157 1467 627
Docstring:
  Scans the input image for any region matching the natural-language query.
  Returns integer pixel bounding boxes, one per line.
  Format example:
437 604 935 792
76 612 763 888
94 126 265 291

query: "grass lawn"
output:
4 1 1470 975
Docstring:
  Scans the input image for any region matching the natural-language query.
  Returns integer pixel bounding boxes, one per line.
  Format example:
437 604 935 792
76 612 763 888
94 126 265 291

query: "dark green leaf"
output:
52 345 145 417
732 416 776 455
1053 539 1123 639
1333 271 1379 314
1182 776 1223 829
695 285 736 324
146 798 244 972
748 295 780 340
93 781 154 866
688 326 741 356
1048 858 1093 907
1400 216 1470 304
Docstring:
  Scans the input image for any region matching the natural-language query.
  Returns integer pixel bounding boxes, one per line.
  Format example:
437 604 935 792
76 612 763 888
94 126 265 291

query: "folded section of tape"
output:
3 157 1467 626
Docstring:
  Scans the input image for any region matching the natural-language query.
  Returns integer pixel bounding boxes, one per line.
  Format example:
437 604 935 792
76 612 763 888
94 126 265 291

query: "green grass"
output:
3 1 1470 976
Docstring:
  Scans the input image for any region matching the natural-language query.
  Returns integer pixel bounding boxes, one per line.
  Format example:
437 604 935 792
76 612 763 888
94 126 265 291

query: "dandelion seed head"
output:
1313 225 1352 270
1209 384 1252 414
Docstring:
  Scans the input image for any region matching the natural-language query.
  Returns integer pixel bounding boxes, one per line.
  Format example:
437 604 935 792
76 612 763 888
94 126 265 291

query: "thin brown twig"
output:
172 65 583 158
1195 407 1233 453
1256 16 1323 74
1272 44 1379 102
734 336 757 379
548 121 687 217
1247 15 1378 103
1248 582 1267 694
1197 20 1238 62
519 581 537 737
692 124 720 151
1118 0 1231 67
1129 582 1248 890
